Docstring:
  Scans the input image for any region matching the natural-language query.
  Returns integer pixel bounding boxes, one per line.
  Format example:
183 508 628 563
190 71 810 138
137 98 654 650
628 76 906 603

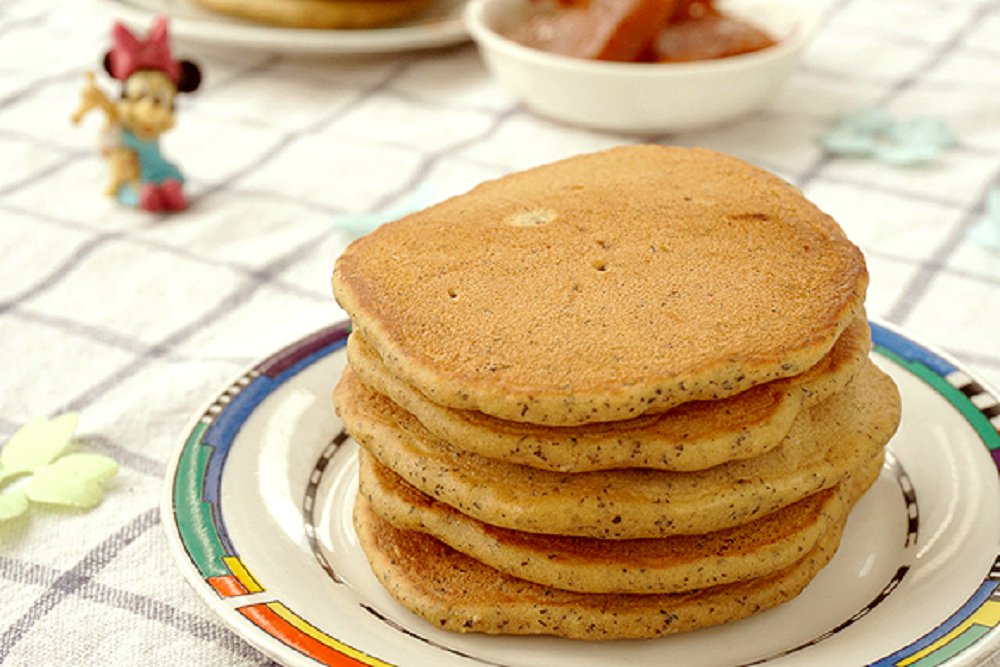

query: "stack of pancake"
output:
331 145 901 640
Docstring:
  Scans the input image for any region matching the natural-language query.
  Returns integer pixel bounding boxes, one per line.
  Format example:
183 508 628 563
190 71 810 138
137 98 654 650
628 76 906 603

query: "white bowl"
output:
465 0 818 134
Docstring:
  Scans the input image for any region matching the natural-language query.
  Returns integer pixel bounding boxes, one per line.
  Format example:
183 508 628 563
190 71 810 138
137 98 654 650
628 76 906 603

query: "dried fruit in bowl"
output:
506 0 776 63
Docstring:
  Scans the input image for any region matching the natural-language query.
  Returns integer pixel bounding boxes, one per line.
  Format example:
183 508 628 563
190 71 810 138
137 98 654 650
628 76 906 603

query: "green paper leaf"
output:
1 413 80 476
23 453 118 509
0 490 29 521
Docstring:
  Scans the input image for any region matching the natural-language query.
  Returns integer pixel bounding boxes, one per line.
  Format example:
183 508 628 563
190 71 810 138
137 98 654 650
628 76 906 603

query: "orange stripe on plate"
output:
238 603 393 667
207 575 249 598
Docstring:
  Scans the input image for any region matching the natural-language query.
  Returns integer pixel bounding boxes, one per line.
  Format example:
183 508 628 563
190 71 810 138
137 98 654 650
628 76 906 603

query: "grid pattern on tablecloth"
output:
0 0 999 664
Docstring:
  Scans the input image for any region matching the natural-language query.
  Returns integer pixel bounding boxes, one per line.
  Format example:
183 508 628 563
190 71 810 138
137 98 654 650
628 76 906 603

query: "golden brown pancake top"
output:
333 145 868 425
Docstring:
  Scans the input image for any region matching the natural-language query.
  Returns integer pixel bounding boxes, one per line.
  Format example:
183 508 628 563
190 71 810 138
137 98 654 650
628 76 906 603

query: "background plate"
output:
163 320 1000 667
95 0 468 54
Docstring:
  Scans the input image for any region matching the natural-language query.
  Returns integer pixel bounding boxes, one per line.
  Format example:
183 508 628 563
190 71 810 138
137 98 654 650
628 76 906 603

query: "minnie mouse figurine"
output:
72 18 201 212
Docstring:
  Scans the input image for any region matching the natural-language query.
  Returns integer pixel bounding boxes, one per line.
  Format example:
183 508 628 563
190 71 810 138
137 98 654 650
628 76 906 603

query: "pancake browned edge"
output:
346 316 871 472
333 146 869 426
353 485 857 641
336 361 900 539
359 449 883 594
189 0 433 29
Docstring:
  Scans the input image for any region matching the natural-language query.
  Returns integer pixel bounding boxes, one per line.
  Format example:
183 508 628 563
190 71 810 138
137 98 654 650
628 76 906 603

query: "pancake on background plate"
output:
190 0 433 29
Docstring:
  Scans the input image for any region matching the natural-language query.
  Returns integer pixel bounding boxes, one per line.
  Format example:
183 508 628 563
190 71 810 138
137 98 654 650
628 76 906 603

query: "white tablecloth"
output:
1 0 999 664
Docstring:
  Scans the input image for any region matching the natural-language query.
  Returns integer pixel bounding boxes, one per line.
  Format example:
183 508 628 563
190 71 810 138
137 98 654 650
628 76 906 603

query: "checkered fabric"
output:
0 0 998 664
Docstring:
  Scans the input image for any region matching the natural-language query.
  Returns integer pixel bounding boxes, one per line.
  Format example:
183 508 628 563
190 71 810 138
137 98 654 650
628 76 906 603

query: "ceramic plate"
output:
94 0 468 54
163 320 1000 667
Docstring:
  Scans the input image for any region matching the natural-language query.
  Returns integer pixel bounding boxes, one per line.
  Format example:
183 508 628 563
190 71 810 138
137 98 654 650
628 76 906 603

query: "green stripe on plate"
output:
174 421 229 578
876 345 1000 452
908 624 993 667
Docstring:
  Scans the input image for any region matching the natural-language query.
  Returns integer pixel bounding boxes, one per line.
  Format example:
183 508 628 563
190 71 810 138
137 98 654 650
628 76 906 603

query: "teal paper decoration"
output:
332 184 438 238
969 186 1000 251
821 109 956 166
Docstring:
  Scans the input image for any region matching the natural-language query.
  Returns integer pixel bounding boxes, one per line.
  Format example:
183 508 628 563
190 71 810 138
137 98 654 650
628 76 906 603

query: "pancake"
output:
358 448 883 594
189 0 433 29
346 316 871 472
333 145 868 426
353 493 849 640
335 360 900 539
